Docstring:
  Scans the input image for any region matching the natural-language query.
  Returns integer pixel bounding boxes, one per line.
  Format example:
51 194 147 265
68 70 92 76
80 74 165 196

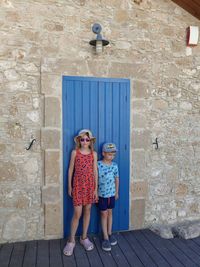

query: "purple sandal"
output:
63 242 75 256
80 237 94 251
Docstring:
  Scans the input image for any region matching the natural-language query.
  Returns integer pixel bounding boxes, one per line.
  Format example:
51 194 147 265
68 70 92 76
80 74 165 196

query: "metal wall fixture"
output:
89 23 109 54
152 138 159 150
26 137 36 150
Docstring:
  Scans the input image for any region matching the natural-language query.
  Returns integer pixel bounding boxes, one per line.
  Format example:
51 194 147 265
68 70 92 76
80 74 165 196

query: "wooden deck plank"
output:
93 235 117 267
134 230 171 267
110 234 130 267
143 229 184 267
123 231 157 267
61 239 77 267
9 242 25 267
162 238 198 267
74 239 90 267
117 232 143 267
37 240 49 267
49 239 63 267
22 240 37 267
86 236 103 267
192 236 200 246
1 230 200 267
0 243 13 267
179 239 200 257
170 238 200 266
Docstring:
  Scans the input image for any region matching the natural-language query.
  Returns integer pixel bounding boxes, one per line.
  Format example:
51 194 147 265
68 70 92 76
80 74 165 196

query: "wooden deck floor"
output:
1 229 200 267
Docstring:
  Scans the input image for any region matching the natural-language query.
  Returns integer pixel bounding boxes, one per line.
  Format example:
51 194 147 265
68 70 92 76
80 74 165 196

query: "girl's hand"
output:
115 193 119 200
68 186 72 197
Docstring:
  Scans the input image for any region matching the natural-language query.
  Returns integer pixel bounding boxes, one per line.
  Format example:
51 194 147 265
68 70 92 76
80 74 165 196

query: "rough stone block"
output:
45 202 61 236
132 130 150 149
131 199 145 229
180 101 192 111
0 144 6 154
149 224 174 239
42 185 60 203
45 150 60 184
152 99 168 110
132 81 149 99
131 181 148 198
41 58 80 74
41 74 61 96
0 161 17 181
41 129 60 149
24 158 39 175
132 100 147 111
175 183 188 197
172 220 200 239
132 150 146 180
45 97 61 127
114 10 129 22
87 60 109 76
133 113 147 128
3 214 26 241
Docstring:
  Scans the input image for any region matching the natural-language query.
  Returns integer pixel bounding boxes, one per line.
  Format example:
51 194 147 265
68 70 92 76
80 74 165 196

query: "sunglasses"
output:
80 138 90 142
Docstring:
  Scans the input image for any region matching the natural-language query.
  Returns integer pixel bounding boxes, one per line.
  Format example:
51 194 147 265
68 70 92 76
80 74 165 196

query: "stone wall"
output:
0 0 200 243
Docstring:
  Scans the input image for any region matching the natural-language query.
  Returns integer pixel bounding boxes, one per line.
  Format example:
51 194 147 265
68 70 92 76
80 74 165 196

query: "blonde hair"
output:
75 132 95 151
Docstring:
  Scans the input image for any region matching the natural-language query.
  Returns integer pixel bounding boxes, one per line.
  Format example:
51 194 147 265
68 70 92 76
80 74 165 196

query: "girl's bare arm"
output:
93 151 98 200
68 150 76 197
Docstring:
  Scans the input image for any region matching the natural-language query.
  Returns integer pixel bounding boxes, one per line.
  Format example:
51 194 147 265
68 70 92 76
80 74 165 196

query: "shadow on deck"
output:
1 229 200 267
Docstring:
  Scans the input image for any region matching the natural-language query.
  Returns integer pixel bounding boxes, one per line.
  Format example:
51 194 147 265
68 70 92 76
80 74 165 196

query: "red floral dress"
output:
72 149 95 206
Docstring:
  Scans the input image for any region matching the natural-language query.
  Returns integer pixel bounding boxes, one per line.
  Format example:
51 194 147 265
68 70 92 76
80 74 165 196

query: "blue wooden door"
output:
63 76 130 237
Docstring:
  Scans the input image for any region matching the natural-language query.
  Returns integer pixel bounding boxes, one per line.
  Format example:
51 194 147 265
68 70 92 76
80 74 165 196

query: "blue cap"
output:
102 143 117 153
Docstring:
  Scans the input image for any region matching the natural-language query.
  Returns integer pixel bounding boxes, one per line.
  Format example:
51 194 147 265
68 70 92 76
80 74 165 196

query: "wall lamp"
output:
186 26 199 46
89 23 109 54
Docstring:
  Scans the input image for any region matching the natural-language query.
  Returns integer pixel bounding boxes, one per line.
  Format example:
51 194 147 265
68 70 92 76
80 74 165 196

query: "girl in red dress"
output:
63 129 98 256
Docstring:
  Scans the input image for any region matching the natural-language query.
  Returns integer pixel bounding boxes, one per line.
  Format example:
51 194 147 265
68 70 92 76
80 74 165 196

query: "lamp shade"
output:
187 26 199 46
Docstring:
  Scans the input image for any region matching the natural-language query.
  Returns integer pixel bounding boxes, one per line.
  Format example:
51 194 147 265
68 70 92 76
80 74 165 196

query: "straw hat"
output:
74 129 96 143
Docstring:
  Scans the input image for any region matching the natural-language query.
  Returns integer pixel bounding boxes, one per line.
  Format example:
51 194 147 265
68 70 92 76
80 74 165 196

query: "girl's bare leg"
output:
82 204 92 239
69 205 82 242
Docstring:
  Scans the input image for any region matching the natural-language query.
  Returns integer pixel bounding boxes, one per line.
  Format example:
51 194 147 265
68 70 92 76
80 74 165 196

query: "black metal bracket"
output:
153 138 159 149
26 138 36 150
